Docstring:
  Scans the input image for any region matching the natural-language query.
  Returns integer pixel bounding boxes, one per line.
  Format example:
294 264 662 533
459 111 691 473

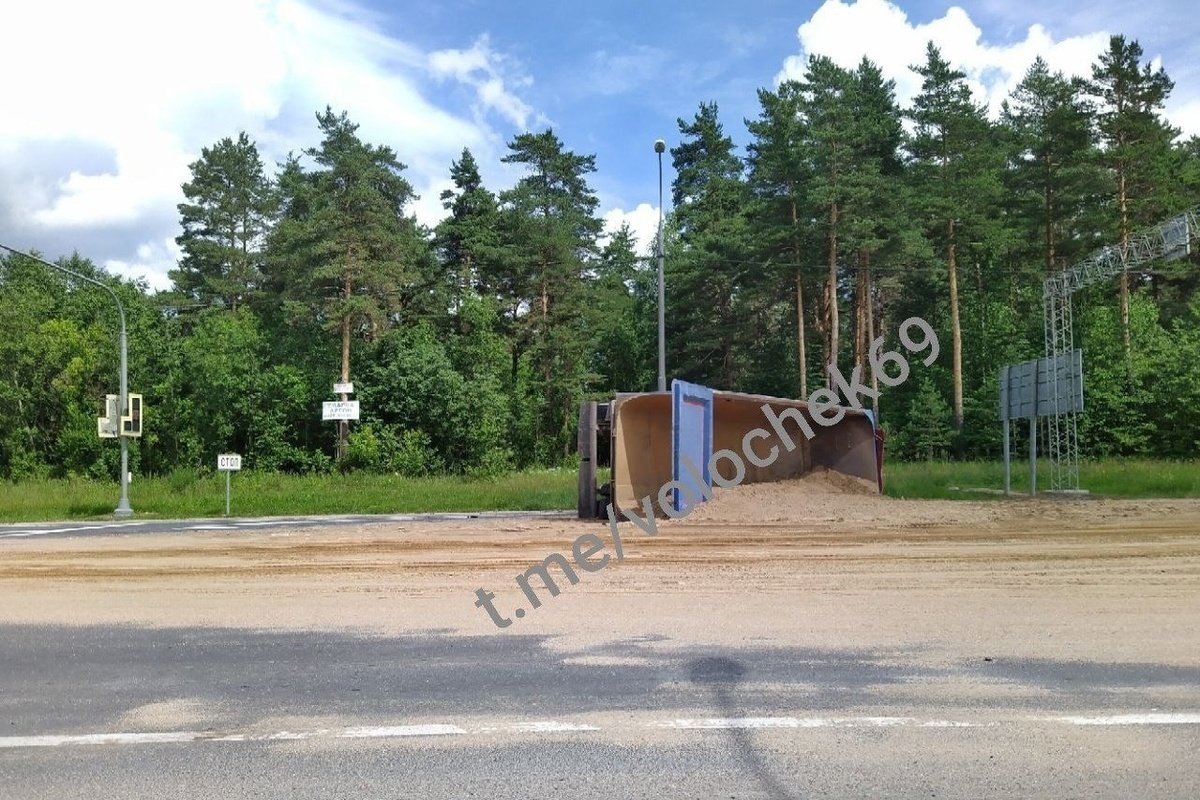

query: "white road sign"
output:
217 454 242 471
333 382 354 394
322 401 360 421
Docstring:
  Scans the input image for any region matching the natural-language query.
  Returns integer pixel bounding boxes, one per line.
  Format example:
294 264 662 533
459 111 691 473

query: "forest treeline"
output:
4 35 1200 481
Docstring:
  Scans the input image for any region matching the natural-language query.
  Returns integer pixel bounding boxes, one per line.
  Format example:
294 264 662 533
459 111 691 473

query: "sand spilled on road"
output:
675 466 1006 528
664 465 1200 531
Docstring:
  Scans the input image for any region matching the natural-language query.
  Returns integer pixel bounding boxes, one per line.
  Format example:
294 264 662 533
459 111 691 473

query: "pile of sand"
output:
676 465 892 527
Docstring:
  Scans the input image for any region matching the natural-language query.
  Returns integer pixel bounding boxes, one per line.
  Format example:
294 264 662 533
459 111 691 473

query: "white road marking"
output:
652 716 975 730
0 732 197 747
2 712 1196 750
205 730 327 742
0 523 145 539
507 721 601 733
1056 713 1200 726
338 725 465 738
179 525 237 531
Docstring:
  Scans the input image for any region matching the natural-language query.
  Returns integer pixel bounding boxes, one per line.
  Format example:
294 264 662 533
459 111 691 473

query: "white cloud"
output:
429 34 540 130
1168 98 1200 140
0 0 537 290
777 0 1109 118
601 203 661 257
104 238 183 287
586 47 671 97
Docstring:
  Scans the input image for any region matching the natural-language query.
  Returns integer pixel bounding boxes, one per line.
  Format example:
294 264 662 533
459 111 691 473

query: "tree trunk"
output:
865 271 878 418
791 200 807 399
854 250 868 373
948 218 963 450
1117 168 1132 365
338 269 353 464
722 291 735 388
1045 181 1055 274
826 201 839 387
796 269 807 399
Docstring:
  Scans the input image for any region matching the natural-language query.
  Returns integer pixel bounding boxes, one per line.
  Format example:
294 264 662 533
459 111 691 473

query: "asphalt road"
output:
2 624 1198 799
0 510 572 541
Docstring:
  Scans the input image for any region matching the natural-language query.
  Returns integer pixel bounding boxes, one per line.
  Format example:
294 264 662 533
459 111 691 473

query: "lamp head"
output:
654 139 666 154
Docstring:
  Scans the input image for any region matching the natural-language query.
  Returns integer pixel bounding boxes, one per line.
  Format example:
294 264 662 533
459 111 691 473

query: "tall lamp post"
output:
0 243 133 516
654 139 667 393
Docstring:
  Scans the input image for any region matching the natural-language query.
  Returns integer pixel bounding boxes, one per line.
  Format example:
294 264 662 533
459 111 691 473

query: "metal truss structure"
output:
1043 206 1199 490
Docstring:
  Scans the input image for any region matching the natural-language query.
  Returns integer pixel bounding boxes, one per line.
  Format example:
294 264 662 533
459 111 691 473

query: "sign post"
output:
999 350 1083 495
217 454 242 516
321 401 360 421
329 382 356 463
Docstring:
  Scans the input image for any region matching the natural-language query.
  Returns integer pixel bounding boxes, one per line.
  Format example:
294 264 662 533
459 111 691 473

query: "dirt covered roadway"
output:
2 474 1199 669
4 476 1200 798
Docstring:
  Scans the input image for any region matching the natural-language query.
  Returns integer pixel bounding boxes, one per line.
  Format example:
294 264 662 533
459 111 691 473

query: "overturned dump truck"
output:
578 380 883 519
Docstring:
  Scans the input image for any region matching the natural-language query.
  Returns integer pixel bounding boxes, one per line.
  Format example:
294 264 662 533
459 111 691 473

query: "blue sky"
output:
1 0 1196 290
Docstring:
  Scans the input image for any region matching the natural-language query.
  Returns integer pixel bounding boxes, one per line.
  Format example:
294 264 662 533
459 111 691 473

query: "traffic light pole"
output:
0 243 133 516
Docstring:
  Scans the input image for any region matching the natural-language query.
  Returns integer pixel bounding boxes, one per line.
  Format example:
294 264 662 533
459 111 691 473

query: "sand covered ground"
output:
1 475 1198 669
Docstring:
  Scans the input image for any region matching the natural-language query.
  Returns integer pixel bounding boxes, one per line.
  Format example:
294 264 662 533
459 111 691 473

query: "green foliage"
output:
346 424 440 476
1077 293 1185 455
1090 35 1179 230
1001 57 1106 275
667 102 758 389
883 459 1200 498
891 379 955 461
170 132 276 310
5 35 1200 495
0 469 578 522
497 129 604 462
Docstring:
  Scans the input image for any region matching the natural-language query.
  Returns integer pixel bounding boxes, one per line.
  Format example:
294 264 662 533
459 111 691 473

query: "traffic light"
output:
121 393 143 437
98 394 120 438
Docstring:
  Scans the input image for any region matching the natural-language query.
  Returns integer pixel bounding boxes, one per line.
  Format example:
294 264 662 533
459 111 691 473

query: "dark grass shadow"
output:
66 501 117 517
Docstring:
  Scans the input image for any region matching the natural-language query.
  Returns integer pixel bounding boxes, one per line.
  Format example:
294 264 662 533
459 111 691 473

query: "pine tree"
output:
171 132 276 311
746 81 816 398
498 130 603 461
906 42 1004 451
845 58 906 388
267 107 429 462
1089 35 1179 360
668 102 753 389
794 56 856 380
435 148 500 316
1001 57 1105 277
592 224 654 392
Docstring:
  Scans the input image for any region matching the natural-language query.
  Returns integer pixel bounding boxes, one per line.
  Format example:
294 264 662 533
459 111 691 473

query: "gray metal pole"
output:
0 243 133 516
1000 366 1010 496
1029 366 1038 496
1003 419 1011 496
116 320 131 515
655 139 666 393
577 401 598 519
1029 416 1037 496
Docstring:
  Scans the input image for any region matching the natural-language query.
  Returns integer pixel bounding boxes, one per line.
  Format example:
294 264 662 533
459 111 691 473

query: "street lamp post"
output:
654 139 666 393
0 243 133 516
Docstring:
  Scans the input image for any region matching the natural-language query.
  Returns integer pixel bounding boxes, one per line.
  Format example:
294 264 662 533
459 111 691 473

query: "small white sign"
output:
217 453 242 471
333 382 354 394
322 401 360 421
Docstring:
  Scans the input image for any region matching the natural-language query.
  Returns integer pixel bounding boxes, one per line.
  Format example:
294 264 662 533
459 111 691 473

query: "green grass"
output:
884 458 1200 499
4 458 1197 523
0 469 578 523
